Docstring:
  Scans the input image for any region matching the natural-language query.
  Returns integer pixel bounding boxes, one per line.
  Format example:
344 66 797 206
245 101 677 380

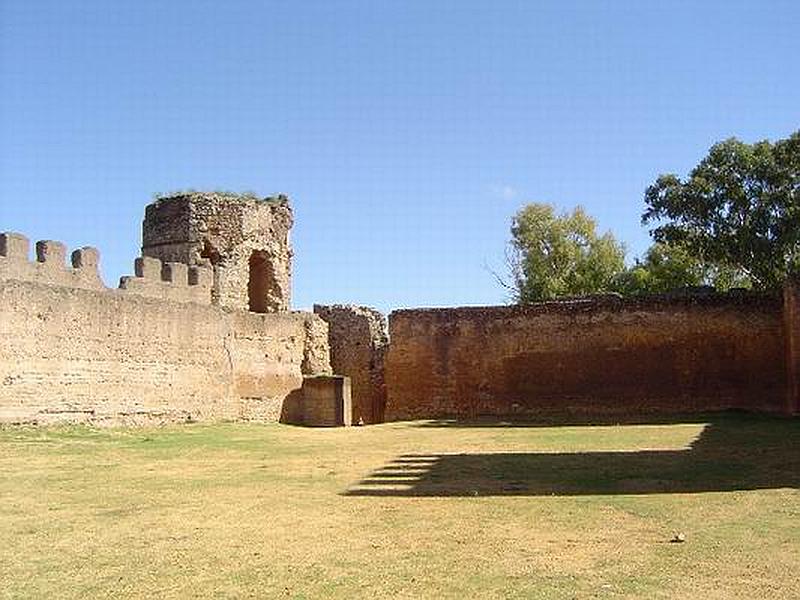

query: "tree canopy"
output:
614 242 749 296
642 131 800 290
509 203 626 303
506 131 798 303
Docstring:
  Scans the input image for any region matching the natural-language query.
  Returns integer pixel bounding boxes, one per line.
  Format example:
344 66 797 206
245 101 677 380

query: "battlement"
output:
118 255 213 305
0 230 217 305
0 232 104 291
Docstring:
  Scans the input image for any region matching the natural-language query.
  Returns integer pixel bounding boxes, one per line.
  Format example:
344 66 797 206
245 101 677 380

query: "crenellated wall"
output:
0 230 331 426
3 224 797 426
0 231 215 305
118 256 213 305
0 233 105 292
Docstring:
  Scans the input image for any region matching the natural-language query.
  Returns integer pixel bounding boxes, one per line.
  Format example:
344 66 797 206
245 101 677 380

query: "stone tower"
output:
142 191 293 312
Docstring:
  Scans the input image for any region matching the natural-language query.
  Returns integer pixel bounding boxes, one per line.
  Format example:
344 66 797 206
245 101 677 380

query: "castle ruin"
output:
0 192 341 426
142 192 292 312
0 191 798 427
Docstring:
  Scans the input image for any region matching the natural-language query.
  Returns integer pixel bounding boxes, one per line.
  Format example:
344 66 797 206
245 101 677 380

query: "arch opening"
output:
248 250 275 313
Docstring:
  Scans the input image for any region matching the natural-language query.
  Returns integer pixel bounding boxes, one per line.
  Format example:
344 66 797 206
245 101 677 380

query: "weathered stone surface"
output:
384 292 789 421
162 262 188 284
0 197 331 427
0 278 331 426
134 256 162 280
314 304 388 424
35 240 67 268
3 194 798 429
119 255 213 305
0 232 30 261
302 375 352 427
71 247 99 270
0 232 105 292
142 192 292 312
783 278 800 416
301 316 334 376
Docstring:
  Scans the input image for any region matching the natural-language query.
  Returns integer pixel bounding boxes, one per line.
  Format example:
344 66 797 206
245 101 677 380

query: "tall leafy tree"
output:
615 243 705 295
615 242 749 296
642 131 800 289
509 203 626 302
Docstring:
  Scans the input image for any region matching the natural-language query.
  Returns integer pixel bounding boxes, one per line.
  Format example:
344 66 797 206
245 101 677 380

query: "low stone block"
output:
302 375 352 427
0 232 30 260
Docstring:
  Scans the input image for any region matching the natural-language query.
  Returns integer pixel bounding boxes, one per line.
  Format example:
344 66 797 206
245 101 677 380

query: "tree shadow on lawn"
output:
344 413 800 496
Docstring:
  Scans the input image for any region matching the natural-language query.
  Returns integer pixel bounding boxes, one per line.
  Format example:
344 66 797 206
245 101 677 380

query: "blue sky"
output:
1 1 798 312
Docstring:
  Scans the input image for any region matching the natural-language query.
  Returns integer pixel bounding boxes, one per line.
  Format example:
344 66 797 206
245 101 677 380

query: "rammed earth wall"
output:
384 291 795 421
3 224 798 425
0 233 330 426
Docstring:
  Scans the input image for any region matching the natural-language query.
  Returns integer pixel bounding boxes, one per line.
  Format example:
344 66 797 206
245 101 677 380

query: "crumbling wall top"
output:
142 191 293 313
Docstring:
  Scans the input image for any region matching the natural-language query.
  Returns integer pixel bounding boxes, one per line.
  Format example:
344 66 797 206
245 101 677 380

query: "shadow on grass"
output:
344 413 800 496
407 413 723 428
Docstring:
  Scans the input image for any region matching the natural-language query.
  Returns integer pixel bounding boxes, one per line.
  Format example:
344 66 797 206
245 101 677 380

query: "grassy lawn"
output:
1 413 798 599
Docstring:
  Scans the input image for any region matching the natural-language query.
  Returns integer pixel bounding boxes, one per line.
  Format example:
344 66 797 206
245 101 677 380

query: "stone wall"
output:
4 223 797 426
142 192 293 312
0 233 330 426
783 280 800 415
0 233 105 292
314 305 388 424
384 292 790 421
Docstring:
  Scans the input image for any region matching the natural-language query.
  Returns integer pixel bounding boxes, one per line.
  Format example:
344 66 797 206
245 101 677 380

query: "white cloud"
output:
490 184 518 200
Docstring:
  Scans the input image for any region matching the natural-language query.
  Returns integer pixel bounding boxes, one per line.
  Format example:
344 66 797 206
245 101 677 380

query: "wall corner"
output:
783 278 800 416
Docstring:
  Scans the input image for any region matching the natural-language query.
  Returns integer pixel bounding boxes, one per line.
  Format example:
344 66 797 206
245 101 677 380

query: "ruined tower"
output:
142 191 293 312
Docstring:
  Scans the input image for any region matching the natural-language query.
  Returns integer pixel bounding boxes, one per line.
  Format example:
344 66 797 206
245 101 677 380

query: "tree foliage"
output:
615 243 704 295
614 242 749 296
509 203 626 302
642 131 800 289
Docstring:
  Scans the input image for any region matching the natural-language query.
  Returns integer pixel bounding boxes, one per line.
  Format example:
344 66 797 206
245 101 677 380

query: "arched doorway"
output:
248 250 274 313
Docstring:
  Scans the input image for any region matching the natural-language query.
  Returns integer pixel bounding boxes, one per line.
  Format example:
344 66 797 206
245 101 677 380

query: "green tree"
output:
614 242 749 296
615 243 704 295
642 131 800 290
509 203 626 302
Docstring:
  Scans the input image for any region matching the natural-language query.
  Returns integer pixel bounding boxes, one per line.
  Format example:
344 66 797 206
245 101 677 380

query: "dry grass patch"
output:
0 413 798 599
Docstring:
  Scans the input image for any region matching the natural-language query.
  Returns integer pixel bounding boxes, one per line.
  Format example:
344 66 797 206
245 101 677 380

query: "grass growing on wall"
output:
1 414 798 599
